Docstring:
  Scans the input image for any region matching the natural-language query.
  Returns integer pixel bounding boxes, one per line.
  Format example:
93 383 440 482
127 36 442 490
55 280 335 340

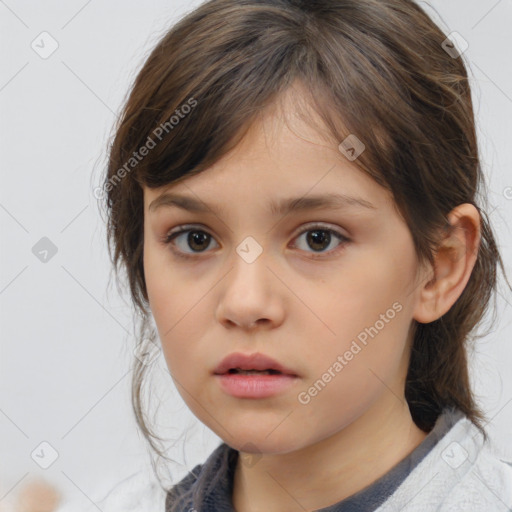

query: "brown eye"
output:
185 231 211 252
163 226 219 260
163 223 349 261
293 225 349 256
305 230 332 252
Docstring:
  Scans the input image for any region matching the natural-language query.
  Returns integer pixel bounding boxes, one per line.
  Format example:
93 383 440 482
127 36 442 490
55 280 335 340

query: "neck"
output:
232 400 428 512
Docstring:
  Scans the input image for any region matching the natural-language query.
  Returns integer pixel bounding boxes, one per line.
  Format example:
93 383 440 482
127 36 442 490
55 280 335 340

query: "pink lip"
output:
213 352 298 376
213 352 299 399
215 373 298 398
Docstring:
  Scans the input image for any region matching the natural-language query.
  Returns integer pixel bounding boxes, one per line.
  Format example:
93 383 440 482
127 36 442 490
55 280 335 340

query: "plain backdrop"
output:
1 0 511 509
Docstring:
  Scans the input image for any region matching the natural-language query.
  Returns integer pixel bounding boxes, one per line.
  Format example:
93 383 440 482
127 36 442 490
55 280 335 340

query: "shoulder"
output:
166 442 237 511
440 440 512 511
377 412 512 511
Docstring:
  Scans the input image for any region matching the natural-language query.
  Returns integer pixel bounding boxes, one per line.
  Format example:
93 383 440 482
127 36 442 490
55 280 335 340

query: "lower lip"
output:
215 373 298 398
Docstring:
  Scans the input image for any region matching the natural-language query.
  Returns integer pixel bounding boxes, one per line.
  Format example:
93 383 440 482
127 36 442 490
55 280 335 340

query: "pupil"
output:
188 231 209 252
307 230 330 251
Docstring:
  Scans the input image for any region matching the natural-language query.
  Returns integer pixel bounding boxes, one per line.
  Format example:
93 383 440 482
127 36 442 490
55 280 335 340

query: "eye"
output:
162 225 218 260
291 223 349 257
162 223 349 260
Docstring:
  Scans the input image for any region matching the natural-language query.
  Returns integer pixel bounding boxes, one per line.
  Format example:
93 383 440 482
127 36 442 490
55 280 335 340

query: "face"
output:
143 86 424 454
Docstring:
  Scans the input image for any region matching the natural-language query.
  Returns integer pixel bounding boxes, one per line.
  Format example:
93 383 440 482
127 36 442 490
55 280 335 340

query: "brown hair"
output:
100 0 509 477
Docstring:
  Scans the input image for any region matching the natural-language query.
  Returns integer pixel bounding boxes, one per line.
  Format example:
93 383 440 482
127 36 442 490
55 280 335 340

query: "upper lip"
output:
213 352 298 376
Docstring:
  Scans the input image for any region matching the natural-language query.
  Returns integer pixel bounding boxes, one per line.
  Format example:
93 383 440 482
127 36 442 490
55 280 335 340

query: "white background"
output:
1 0 511 509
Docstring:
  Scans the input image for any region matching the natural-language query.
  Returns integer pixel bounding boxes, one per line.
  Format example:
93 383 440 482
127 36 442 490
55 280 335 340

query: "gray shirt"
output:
165 408 466 511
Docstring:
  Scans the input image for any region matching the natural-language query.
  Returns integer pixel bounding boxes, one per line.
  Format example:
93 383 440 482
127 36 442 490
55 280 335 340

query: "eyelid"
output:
293 221 348 238
161 223 214 242
163 221 349 241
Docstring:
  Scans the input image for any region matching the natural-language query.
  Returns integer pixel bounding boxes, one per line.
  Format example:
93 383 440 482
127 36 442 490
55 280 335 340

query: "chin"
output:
219 425 311 456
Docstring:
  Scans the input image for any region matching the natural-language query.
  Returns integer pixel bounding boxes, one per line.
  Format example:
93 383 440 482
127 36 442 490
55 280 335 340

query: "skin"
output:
143 83 481 511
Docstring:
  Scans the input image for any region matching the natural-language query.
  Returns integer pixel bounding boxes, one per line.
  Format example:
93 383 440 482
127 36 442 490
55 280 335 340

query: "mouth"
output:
213 352 300 398
213 356 299 399
225 368 284 375
213 352 299 377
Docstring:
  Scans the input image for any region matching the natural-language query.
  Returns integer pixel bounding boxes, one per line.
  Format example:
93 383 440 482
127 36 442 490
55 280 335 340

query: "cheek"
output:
144 237 194 319
319 256 411 335
144 242 171 321
300 233 416 379
144 242 190 361
295 299 411 436
143 241 220 382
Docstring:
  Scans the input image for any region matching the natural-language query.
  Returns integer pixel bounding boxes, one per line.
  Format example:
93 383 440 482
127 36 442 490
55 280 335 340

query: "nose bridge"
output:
216 235 282 328
229 235 269 296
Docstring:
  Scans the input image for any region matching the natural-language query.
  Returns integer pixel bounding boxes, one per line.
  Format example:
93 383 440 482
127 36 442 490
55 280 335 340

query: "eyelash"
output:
161 223 350 261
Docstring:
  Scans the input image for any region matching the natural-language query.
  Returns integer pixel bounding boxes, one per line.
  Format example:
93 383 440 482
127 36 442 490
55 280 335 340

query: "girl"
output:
81 0 512 510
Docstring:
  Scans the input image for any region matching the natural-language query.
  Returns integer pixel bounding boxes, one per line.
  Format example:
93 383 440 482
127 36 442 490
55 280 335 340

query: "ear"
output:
413 203 481 324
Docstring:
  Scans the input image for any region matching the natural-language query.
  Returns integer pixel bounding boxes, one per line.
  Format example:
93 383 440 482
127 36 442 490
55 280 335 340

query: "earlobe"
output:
413 204 481 324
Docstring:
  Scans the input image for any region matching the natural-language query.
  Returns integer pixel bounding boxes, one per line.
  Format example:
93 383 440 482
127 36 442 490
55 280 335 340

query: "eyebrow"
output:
148 192 376 216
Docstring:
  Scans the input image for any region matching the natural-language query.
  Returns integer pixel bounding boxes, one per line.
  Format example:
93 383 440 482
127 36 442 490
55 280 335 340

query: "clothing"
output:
165 407 512 511
57 408 512 511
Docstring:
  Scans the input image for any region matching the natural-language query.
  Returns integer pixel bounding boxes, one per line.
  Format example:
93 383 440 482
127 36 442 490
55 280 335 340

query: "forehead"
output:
143 82 393 214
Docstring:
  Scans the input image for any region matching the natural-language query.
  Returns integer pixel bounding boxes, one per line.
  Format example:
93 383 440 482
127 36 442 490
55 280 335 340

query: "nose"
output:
215 247 285 331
